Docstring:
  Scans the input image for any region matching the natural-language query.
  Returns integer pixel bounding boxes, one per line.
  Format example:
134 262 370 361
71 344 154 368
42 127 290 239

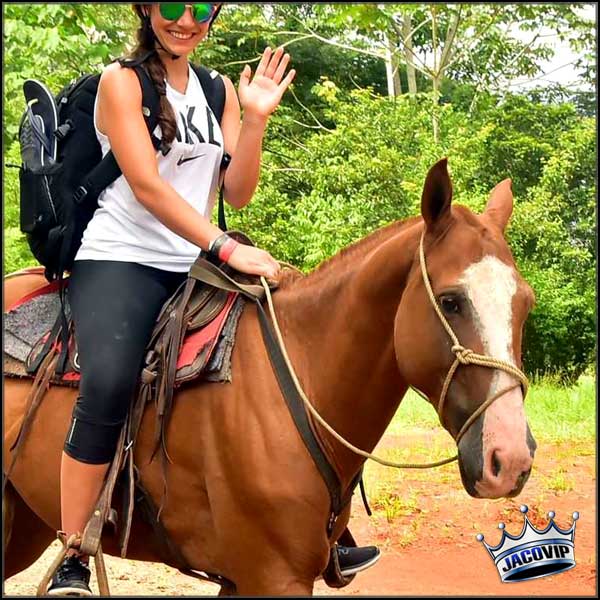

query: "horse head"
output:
394 158 536 499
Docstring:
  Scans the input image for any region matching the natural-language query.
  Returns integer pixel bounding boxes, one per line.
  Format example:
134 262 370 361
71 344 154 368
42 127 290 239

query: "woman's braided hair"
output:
130 4 177 145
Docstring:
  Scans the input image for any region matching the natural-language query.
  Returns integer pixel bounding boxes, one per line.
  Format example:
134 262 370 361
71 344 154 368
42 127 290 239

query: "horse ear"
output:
484 178 513 232
421 158 453 231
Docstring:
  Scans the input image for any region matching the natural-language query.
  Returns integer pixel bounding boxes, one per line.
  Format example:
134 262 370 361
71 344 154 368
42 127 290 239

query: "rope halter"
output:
418 231 529 447
257 229 529 471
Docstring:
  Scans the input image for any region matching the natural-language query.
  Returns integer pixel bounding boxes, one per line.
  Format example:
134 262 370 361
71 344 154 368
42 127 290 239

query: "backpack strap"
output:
52 63 163 373
74 62 227 231
191 64 226 123
190 63 229 231
74 63 162 204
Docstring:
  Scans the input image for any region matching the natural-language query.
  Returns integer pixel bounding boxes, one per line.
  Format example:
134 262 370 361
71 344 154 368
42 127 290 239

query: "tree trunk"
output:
431 6 440 144
384 30 402 97
432 75 440 144
403 14 418 95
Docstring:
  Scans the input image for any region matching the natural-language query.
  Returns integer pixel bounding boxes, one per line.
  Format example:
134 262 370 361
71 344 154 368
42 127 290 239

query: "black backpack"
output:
18 58 228 284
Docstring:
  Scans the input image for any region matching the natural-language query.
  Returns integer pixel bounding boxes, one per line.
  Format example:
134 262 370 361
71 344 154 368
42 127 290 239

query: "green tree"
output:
3 4 594 380
271 4 595 142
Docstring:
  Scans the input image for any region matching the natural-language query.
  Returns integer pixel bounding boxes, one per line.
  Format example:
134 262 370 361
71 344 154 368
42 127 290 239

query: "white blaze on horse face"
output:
460 255 516 363
459 255 530 496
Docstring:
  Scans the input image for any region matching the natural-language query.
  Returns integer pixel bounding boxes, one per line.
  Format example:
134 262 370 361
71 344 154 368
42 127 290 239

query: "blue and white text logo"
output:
477 505 579 583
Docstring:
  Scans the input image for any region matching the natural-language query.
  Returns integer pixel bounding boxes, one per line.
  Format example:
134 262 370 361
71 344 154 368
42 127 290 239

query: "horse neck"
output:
274 219 422 484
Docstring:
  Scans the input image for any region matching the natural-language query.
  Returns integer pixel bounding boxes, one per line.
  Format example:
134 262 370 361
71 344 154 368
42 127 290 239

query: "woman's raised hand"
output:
238 47 296 120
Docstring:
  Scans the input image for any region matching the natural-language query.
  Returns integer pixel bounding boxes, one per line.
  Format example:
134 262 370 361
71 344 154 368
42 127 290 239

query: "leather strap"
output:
186 258 359 527
80 425 126 557
254 299 344 518
188 256 266 300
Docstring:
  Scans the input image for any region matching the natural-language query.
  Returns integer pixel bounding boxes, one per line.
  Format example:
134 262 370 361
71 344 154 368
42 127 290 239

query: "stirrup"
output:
36 531 111 597
37 531 82 596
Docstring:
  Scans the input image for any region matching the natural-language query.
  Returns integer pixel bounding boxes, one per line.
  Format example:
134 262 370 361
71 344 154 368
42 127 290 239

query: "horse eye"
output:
440 295 461 315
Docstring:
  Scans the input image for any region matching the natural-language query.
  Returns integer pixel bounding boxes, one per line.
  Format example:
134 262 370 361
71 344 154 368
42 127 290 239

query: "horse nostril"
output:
492 451 501 477
508 470 532 497
517 469 530 487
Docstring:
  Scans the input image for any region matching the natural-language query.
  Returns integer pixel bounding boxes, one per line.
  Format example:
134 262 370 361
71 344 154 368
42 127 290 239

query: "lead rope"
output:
260 276 455 470
262 231 529 469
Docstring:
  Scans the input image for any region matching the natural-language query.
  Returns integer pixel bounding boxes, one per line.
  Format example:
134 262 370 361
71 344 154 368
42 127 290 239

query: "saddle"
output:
4 271 244 389
4 233 361 590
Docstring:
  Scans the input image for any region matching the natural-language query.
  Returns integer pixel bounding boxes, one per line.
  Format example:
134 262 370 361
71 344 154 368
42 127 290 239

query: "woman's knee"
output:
75 365 139 425
64 373 136 465
63 416 123 465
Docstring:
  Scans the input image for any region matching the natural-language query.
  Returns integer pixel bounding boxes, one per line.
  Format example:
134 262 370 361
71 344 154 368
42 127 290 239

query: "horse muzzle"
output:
457 415 536 499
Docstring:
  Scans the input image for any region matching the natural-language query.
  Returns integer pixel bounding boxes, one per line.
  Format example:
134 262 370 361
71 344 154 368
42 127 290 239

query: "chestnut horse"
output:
3 159 536 595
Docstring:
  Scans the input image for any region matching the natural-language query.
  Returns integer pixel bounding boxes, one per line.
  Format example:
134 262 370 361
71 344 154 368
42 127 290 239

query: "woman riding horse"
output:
47 3 378 595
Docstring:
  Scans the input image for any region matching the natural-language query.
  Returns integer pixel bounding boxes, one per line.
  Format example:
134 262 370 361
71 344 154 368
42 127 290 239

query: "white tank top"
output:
75 63 224 272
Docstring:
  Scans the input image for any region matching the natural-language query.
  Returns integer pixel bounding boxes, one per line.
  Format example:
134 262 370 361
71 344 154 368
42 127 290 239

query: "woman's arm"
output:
219 75 265 209
97 62 223 250
96 62 280 279
219 47 295 209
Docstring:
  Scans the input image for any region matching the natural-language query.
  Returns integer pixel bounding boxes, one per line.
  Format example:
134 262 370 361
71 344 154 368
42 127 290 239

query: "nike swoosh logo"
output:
177 153 205 166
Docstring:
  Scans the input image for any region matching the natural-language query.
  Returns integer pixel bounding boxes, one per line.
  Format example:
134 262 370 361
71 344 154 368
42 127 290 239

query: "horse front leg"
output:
208 529 322 597
236 538 322 595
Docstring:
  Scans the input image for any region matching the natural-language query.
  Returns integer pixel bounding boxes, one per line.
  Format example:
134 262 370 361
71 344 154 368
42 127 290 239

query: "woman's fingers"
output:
239 64 252 89
258 255 280 280
255 47 272 77
272 53 291 84
255 47 292 84
258 252 281 280
228 245 281 280
264 46 284 79
278 68 296 92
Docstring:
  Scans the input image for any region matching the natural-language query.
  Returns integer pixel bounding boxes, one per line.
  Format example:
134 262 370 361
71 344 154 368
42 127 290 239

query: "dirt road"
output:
4 440 596 596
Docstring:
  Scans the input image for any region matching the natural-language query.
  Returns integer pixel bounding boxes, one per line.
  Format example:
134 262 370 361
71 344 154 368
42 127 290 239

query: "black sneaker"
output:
337 544 381 577
47 555 92 597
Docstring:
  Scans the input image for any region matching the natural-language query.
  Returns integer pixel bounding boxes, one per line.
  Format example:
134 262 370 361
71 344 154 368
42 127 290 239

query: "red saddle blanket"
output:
4 279 245 387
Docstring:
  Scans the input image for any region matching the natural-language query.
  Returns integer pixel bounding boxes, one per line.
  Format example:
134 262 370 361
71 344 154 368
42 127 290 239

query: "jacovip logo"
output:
477 505 579 583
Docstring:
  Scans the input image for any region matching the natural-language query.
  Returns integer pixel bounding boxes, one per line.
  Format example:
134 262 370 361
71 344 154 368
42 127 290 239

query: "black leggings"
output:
65 260 187 464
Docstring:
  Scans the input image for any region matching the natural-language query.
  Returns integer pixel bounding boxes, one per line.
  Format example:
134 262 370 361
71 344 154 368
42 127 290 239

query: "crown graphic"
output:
477 505 579 583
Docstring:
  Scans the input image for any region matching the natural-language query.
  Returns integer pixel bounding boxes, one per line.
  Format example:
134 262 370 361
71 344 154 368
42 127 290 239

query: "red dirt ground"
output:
3 438 596 596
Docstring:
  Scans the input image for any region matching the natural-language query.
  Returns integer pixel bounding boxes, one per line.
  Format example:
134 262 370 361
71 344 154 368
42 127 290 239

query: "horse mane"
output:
277 215 423 291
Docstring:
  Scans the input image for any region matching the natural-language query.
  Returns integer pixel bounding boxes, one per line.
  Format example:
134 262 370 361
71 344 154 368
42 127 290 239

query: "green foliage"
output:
508 118 596 382
466 95 581 198
4 227 36 276
389 376 595 442
520 264 595 383
3 4 135 147
226 83 595 380
3 4 595 382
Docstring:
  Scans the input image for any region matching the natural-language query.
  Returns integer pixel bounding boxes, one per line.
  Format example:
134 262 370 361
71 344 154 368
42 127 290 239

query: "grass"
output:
375 488 419 523
541 467 576 494
362 374 595 523
525 374 596 441
385 374 596 442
